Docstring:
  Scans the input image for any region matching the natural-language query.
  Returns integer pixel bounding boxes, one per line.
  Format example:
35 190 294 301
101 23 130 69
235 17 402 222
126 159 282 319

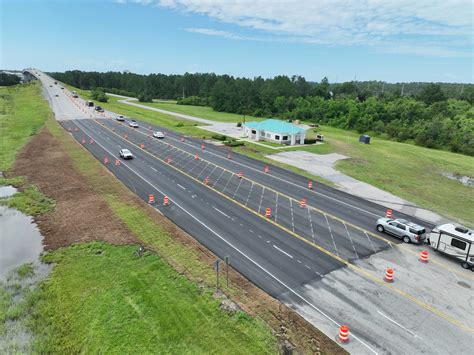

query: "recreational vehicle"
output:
429 223 474 270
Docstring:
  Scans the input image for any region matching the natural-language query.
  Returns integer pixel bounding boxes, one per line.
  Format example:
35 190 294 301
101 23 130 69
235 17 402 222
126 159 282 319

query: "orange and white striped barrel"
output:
308 180 313 189
384 268 394 282
300 199 307 208
104 156 109 165
338 325 349 343
148 194 155 204
386 209 393 218
163 196 169 206
89 138 94 144
419 250 429 263
264 165 269 173
115 159 121 166
265 208 271 218
195 153 199 160
204 176 209 185
140 143 145 149
237 171 243 179
81 137 86 145
201 143 205 150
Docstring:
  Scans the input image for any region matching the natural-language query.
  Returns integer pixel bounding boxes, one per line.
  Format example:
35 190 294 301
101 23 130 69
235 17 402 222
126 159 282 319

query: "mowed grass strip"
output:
139 100 265 123
0 83 51 172
34 242 277 354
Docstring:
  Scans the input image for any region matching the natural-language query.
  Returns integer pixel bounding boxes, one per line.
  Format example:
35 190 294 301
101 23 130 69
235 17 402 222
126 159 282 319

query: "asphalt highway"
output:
32 70 474 354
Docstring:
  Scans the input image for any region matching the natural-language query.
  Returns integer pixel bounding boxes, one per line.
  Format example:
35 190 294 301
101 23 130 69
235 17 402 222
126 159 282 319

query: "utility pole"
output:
400 84 405 97
214 259 220 291
224 256 230 288
182 86 185 99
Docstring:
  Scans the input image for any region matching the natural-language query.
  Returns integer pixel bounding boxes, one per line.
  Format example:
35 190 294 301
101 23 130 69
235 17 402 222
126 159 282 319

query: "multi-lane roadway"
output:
32 70 474 354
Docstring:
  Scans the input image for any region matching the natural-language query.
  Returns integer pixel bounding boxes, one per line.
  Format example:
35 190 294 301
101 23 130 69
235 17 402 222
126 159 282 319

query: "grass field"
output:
32 242 276 354
0 83 51 172
140 100 265 123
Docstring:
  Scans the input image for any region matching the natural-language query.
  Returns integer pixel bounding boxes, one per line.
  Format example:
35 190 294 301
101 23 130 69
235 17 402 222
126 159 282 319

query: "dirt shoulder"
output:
9 121 345 354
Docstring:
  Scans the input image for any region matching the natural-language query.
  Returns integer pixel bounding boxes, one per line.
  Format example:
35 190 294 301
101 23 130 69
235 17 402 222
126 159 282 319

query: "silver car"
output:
376 217 427 244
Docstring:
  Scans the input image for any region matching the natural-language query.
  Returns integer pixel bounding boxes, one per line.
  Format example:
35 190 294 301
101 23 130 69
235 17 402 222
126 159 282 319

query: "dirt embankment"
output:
10 126 345 354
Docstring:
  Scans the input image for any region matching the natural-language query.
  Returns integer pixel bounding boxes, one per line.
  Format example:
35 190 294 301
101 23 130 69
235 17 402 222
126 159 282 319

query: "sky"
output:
1 0 473 83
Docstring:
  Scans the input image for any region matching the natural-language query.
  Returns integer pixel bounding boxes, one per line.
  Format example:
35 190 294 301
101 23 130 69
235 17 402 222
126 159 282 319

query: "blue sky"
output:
2 0 472 83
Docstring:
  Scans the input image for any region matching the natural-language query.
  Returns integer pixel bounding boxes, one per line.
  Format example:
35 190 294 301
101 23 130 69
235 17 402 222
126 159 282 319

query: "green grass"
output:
139 100 265 123
0 185 55 215
0 82 51 172
33 242 276 354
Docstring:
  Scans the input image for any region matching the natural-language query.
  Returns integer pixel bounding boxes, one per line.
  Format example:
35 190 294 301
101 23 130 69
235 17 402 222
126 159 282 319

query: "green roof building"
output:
243 119 306 145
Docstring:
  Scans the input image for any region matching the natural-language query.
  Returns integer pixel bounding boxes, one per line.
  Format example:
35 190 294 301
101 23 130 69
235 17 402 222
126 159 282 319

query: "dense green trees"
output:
0 73 21 86
91 88 108 102
49 70 473 156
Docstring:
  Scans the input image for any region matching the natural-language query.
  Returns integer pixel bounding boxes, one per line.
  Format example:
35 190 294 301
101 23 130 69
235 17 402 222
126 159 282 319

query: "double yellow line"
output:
93 118 474 333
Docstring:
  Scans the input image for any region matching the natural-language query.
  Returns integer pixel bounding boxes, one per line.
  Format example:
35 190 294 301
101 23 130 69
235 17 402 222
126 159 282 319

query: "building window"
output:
282 136 288 140
275 135 280 140
266 133 271 138
451 238 466 250
251 129 256 134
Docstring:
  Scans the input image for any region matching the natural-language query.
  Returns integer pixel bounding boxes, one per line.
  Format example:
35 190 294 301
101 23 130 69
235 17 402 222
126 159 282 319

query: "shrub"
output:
224 140 244 147
177 95 208 106
212 134 227 141
304 138 317 144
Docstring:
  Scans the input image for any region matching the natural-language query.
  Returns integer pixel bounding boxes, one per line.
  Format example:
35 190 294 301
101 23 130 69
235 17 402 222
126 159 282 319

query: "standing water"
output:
0 186 46 279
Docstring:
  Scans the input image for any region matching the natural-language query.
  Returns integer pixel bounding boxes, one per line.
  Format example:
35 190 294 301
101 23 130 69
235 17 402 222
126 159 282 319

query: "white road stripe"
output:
151 167 158 172
213 207 230 219
273 245 293 259
177 184 186 190
377 311 419 338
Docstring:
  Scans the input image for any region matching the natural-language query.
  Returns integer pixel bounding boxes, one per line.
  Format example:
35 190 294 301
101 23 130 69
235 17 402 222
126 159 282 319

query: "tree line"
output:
49 70 474 156
0 73 21 86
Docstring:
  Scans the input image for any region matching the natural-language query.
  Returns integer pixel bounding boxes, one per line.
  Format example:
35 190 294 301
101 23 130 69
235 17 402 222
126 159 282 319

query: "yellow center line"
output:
110 118 474 281
93 118 474 333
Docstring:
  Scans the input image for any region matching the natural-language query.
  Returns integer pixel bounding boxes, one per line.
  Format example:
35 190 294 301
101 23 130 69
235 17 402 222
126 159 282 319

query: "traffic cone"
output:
163 195 169 206
148 194 155 204
195 153 199 160
81 137 86 145
140 144 145 149
265 208 271 218
419 250 429 263
115 159 121 166
384 268 394 283
308 181 313 189
237 171 243 179
264 165 269 173
104 156 109 165
338 325 349 343
201 143 205 150
204 176 209 185
386 209 393 218
300 199 307 208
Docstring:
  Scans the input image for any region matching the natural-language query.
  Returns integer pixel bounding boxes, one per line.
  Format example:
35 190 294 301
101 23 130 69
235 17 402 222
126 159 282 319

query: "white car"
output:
153 131 165 139
128 121 138 128
119 149 133 159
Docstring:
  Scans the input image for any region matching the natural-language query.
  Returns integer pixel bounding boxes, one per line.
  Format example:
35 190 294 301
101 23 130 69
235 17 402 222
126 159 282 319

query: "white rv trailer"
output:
429 223 474 270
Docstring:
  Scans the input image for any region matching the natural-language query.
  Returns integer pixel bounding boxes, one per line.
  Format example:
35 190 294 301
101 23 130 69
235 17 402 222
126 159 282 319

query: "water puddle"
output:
0 185 50 352
0 186 47 279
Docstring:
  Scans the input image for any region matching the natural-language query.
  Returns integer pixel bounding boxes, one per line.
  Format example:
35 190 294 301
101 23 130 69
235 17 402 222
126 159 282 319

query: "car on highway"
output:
95 106 104 112
153 131 165 139
86 101 94 107
49 85 53 87
55 94 59 97
119 149 133 159
376 217 427 243
116 115 125 121
60 86 64 90
54 81 57 84
128 120 138 128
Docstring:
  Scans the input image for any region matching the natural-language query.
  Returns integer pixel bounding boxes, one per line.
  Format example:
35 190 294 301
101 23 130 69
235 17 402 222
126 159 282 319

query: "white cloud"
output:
123 0 473 57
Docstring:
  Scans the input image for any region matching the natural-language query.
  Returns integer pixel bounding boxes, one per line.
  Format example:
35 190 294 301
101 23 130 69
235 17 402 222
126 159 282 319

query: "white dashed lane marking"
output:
273 244 293 259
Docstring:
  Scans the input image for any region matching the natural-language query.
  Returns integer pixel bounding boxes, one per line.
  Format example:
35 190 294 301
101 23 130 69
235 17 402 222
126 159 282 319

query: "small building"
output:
243 119 306 145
